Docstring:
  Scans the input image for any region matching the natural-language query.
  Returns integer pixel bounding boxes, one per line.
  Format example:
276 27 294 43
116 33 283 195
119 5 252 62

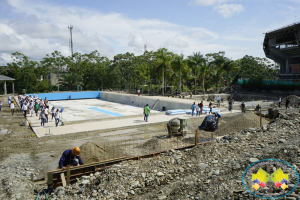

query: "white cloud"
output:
214 4 244 18
0 0 266 65
189 0 228 6
0 0 227 65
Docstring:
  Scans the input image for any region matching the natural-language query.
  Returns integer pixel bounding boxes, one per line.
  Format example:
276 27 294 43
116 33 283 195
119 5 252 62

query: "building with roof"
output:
263 22 300 81
0 75 15 95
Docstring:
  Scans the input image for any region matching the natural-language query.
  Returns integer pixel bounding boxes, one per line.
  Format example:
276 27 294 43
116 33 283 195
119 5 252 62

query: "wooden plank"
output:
47 171 53 186
67 166 70 185
60 173 66 187
48 157 126 174
49 141 213 188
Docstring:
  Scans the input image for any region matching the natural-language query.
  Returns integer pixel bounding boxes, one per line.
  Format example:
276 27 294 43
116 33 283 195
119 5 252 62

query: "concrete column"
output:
286 60 289 74
4 81 7 95
12 82 14 94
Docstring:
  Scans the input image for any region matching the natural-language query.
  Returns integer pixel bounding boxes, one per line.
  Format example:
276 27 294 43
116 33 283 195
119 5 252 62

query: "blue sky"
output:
0 0 299 65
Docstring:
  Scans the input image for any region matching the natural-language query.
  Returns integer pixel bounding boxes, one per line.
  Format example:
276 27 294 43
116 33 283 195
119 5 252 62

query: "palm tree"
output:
209 65 224 92
188 52 204 95
154 48 173 96
200 58 210 93
59 72 83 90
172 54 189 94
223 58 240 88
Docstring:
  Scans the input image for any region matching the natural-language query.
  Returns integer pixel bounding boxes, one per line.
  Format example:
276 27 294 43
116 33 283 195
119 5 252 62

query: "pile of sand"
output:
214 112 269 137
80 142 126 164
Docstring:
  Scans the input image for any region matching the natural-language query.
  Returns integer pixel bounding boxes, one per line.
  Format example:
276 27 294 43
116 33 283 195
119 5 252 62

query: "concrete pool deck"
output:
20 94 265 137
30 110 240 137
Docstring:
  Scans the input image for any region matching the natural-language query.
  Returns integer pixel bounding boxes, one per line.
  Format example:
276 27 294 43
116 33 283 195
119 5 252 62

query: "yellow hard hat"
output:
72 147 81 155
258 103 260 105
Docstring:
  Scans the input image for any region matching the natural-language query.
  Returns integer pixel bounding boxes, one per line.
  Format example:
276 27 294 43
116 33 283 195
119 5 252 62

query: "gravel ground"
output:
1 94 299 199
47 111 300 200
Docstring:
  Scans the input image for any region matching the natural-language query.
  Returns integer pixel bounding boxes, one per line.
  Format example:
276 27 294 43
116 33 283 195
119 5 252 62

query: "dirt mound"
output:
282 95 300 107
80 142 126 164
270 95 300 108
130 138 188 156
214 112 268 136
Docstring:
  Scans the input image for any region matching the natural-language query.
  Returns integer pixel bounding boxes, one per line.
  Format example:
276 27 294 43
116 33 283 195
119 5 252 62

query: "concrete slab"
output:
31 110 240 137
33 99 160 122
21 94 242 137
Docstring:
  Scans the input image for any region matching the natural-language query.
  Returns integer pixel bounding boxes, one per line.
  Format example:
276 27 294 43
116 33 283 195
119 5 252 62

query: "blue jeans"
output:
55 118 59 126
217 100 220 107
8 100 11 105
41 118 45 126
196 111 200 116
40 105 43 110
229 104 232 111
192 109 195 116
145 114 149 122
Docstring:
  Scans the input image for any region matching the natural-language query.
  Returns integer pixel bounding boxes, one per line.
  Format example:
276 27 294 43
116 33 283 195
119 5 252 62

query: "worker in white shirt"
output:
44 107 49 123
55 109 60 127
22 103 28 118
217 95 221 107
51 107 56 121
28 101 34 117
10 101 15 116
8 95 11 105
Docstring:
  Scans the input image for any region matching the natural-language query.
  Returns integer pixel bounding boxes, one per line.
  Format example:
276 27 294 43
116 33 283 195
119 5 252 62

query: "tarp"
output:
199 115 218 131
166 110 187 115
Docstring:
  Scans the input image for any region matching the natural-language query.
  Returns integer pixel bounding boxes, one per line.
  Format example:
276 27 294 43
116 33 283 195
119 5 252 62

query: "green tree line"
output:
1 49 279 94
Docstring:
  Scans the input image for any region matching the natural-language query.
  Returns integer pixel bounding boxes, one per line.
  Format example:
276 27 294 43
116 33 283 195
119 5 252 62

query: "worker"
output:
59 147 84 169
191 102 196 116
255 103 261 113
212 112 221 124
285 98 290 110
241 101 245 113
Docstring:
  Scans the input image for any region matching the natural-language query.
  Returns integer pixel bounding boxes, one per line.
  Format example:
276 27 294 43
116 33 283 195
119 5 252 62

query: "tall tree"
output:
41 51 67 91
199 58 210 93
222 58 239 88
188 52 204 94
59 72 83 90
7 52 39 93
154 48 173 96
112 52 135 89
172 54 189 94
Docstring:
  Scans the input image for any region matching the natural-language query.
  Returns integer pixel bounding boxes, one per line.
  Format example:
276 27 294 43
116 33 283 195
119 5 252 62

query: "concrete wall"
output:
28 91 102 101
100 92 193 110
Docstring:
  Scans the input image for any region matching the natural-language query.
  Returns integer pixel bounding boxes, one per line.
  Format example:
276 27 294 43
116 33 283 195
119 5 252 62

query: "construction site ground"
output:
0 94 272 172
0 93 297 199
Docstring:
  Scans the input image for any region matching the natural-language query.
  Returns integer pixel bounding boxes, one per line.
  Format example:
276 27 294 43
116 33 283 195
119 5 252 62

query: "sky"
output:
0 0 300 65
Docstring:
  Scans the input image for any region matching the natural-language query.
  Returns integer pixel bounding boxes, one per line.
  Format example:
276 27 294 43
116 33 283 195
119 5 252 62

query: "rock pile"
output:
0 154 42 200
282 95 300 108
47 112 300 200
271 95 300 108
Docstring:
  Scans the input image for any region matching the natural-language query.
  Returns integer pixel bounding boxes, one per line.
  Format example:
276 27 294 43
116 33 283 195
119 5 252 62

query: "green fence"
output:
236 79 300 86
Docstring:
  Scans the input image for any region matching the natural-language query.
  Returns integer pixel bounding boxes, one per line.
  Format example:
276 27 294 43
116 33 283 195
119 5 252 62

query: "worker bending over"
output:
255 103 261 113
212 112 221 124
59 147 84 169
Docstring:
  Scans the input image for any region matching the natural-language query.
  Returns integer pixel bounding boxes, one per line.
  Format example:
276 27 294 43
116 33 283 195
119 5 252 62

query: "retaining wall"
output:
100 92 192 110
27 91 102 101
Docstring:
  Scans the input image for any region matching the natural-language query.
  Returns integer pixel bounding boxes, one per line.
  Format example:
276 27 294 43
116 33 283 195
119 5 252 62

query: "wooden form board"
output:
48 141 211 188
